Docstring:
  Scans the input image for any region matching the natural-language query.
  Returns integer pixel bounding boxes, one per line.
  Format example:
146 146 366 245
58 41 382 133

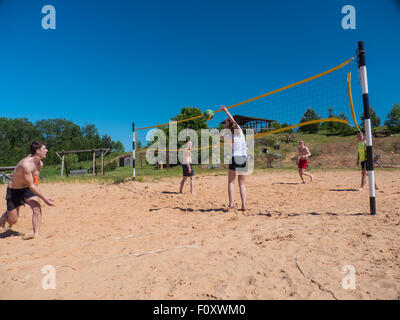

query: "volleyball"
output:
203 109 214 121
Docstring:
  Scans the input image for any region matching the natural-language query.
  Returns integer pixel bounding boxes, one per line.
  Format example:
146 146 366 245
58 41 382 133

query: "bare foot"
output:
22 235 36 240
309 175 313 182
375 185 379 190
240 208 246 212
302 181 306 184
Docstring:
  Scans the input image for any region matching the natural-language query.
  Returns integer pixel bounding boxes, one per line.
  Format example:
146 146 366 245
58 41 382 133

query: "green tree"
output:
101 134 113 149
299 108 321 134
36 119 84 164
154 107 209 147
320 107 336 134
111 141 124 152
0 118 43 166
82 124 101 149
0 117 126 166
172 107 209 132
100 135 125 152
361 107 381 128
384 103 400 133
270 121 281 130
335 112 354 135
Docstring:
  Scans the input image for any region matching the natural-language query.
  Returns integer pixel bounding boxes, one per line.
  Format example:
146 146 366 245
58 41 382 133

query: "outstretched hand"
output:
44 198 55 206
220 105 228 112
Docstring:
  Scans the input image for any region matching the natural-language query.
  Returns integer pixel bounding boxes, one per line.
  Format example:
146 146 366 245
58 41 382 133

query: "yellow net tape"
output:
137 57 354 131
347 72 360 131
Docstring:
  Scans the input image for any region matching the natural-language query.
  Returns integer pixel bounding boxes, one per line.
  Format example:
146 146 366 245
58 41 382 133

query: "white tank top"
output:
232 130 247 157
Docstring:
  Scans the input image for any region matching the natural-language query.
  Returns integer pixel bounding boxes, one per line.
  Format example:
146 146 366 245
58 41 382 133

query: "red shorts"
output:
298 159 308 169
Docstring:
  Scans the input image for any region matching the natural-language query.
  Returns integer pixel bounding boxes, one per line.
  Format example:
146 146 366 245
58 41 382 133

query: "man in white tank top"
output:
220 105 247 211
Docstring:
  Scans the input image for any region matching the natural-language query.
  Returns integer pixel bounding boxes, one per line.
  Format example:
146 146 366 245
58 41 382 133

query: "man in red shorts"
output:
297 140 313 183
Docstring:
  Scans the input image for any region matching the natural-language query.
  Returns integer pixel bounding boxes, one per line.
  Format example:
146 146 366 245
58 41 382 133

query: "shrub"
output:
105 160 117 172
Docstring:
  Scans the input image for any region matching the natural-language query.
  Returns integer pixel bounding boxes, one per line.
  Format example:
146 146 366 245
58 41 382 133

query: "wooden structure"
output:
220 115 274 133
0 172 12 184
55 148 110 177
69 169 89 176
266 154 282 168
0 166 16 172
119 154 132 167
372 130 392 138
0 166 15 184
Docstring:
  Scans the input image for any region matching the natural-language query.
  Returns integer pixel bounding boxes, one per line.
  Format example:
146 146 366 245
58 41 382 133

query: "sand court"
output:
0 170 399 299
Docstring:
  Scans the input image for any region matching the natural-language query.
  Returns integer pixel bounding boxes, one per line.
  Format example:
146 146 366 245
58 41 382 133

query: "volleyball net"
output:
134 56 361 166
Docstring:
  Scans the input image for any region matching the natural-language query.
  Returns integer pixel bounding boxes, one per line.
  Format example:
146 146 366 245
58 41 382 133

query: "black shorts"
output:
361 160 367 171
5 187 36 211
182 164 194 177
229 155 248 173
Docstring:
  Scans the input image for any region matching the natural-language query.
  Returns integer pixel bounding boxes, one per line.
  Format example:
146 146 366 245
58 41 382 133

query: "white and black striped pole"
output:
132 122 136 181
357 41 376 215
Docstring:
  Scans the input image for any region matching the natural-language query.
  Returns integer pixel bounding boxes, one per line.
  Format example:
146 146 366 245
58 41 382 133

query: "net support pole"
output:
358 41 376 215
101 148 104 176
61 151 65 178
132 122 136 181
92 149 96 176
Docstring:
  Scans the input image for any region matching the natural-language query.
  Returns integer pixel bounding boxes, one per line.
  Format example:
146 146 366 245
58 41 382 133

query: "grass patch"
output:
113 177 126 184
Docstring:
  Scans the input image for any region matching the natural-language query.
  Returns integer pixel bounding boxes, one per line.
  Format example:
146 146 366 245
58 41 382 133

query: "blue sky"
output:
1 0 399 151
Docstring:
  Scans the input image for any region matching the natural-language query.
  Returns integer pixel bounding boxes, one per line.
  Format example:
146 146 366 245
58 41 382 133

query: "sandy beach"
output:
1 170 399 300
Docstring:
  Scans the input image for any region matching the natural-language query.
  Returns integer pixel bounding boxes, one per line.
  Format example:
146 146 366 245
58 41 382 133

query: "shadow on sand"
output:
149 206 229 213
272 182 300 185
329 188 359 192
172 207 229 213
0 229 24 239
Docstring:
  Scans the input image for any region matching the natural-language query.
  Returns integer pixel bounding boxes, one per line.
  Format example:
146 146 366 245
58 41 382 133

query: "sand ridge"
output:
0 170 399 299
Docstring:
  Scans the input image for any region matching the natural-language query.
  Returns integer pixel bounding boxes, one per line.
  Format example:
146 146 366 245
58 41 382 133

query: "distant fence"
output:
69 169 89 176
0 166 16 172
0 172 12 184
0 167 15 184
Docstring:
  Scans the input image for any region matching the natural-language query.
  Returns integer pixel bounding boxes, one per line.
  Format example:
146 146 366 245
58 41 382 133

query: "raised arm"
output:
220 105 236 124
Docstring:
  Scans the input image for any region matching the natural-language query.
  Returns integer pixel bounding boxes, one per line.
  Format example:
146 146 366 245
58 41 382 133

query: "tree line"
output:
0 118 124 166
295 103 400 135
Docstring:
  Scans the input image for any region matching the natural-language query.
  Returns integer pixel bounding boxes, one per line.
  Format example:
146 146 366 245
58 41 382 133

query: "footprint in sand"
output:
22 235 36 240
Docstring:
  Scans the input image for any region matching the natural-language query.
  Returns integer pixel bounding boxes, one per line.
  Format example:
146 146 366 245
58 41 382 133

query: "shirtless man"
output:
0 141 54 238
297 140 313 183
179 141 195 194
